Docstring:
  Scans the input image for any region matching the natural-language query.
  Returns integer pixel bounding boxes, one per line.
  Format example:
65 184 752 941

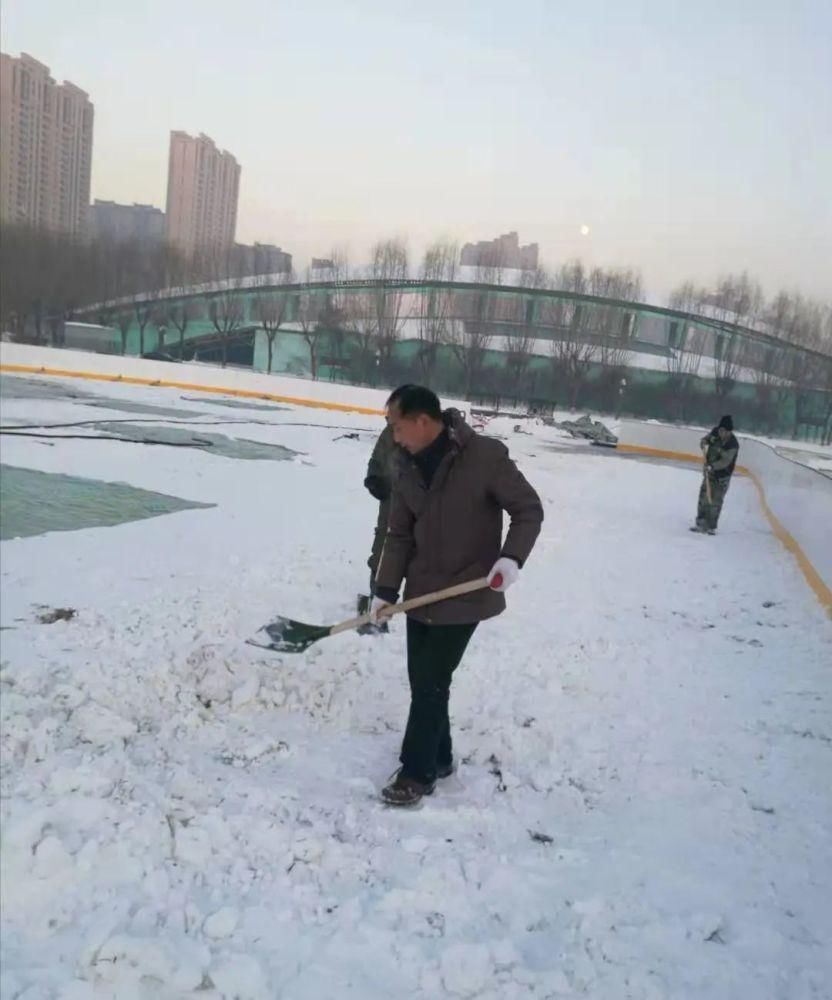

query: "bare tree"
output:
590 267 640 370
113 310 133 356
668 280 708 315
708 271 765 329
505 266 550 379
447 284 495 400
165 298 202 361
0 225 187 347
324 247 350 284
519 266 550 291
704 272 764 403
345 290 379 383
711 328 743 403
547 260 596 410
665 281 711 419
502 275 547 401
252 273 293 373
297 287 324 379
761 290 832 437
129 240 182 354
818 350 832 445
472 244 506 286
133 296 154 356
663 319 708 420
369 238 410 375
207 280 245 367
741 339 791 433
446 315 493 400
786 299 828 438
151 304 168 352
819 306 832 444
417 239 458 382
161 251 201 359
580 267 640 412
321 249 351 366
166 298 202 360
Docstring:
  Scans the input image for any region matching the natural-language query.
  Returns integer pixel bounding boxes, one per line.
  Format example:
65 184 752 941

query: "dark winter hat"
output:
718 415 734 431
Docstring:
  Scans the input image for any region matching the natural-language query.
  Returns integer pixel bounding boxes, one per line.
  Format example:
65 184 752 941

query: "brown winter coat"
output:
375 410 543 624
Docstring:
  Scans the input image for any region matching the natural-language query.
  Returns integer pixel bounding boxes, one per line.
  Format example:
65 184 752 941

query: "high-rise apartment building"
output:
460 232 539 272
165 131 240 258
232 242 292 277
89 200 165 244
0 52 94 235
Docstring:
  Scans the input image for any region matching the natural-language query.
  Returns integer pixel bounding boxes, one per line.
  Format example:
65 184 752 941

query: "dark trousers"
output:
696 475 730 529
399 618 477 784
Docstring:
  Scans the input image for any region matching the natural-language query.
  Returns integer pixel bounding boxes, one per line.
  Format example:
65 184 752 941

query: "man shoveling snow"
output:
371 386 544 806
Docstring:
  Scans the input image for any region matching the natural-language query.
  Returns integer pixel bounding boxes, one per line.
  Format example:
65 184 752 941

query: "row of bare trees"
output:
666 273 832 436
3 225 829 437
0 224 289 352
401 242 644 407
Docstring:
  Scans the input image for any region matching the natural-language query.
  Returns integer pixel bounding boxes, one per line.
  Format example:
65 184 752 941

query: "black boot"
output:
381 769 435 807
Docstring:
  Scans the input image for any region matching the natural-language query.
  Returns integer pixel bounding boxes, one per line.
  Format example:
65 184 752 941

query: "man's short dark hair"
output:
391 385 442 421
386 384 415 407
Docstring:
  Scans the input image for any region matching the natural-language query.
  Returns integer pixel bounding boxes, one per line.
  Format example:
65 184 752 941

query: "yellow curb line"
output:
743 467 832 618
4 363 828 618
618 443 831 618
616 442 751 475
0 363 385 417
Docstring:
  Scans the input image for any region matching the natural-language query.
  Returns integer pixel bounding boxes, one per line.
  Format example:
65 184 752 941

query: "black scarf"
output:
412 428 451 488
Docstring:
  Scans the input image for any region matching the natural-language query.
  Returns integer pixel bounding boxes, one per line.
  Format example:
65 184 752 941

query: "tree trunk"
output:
221 335 228 368
267 334 274 373
418 344 436 383
569 373 580 410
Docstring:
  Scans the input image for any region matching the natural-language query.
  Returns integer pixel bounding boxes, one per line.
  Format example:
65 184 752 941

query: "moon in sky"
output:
580 224 591 236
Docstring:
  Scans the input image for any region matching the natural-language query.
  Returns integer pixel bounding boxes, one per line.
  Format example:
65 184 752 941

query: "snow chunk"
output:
211 953 269 999
440 943 492 996
72 702 136 744
203 906 240 940
91 933 208 991
33 835 73 878
401 836 430 854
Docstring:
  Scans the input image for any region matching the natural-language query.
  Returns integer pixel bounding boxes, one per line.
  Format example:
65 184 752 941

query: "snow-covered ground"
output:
1 373 830 1000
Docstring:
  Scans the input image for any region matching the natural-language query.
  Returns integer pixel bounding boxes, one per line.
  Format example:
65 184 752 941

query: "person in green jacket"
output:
693 414 739 534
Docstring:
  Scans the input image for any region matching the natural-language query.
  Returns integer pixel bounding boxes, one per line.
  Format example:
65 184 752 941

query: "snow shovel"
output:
248 575 497 654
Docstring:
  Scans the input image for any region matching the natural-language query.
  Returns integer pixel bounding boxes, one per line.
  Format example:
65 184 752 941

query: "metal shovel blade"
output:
248 577 492 655
246 616 332 653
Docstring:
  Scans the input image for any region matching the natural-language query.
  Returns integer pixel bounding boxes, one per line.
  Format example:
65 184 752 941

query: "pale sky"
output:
4 0 831 301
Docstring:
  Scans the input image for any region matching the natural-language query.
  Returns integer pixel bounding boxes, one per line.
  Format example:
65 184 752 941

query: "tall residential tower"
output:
0 52 94 235
165 131 240 259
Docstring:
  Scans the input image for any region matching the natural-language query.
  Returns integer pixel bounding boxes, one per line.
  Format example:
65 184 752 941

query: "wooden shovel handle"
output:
702 445 713 504
329 576 491 637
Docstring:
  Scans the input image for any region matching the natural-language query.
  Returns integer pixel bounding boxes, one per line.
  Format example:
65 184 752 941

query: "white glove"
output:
488 557 520 593
370 598 393 624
